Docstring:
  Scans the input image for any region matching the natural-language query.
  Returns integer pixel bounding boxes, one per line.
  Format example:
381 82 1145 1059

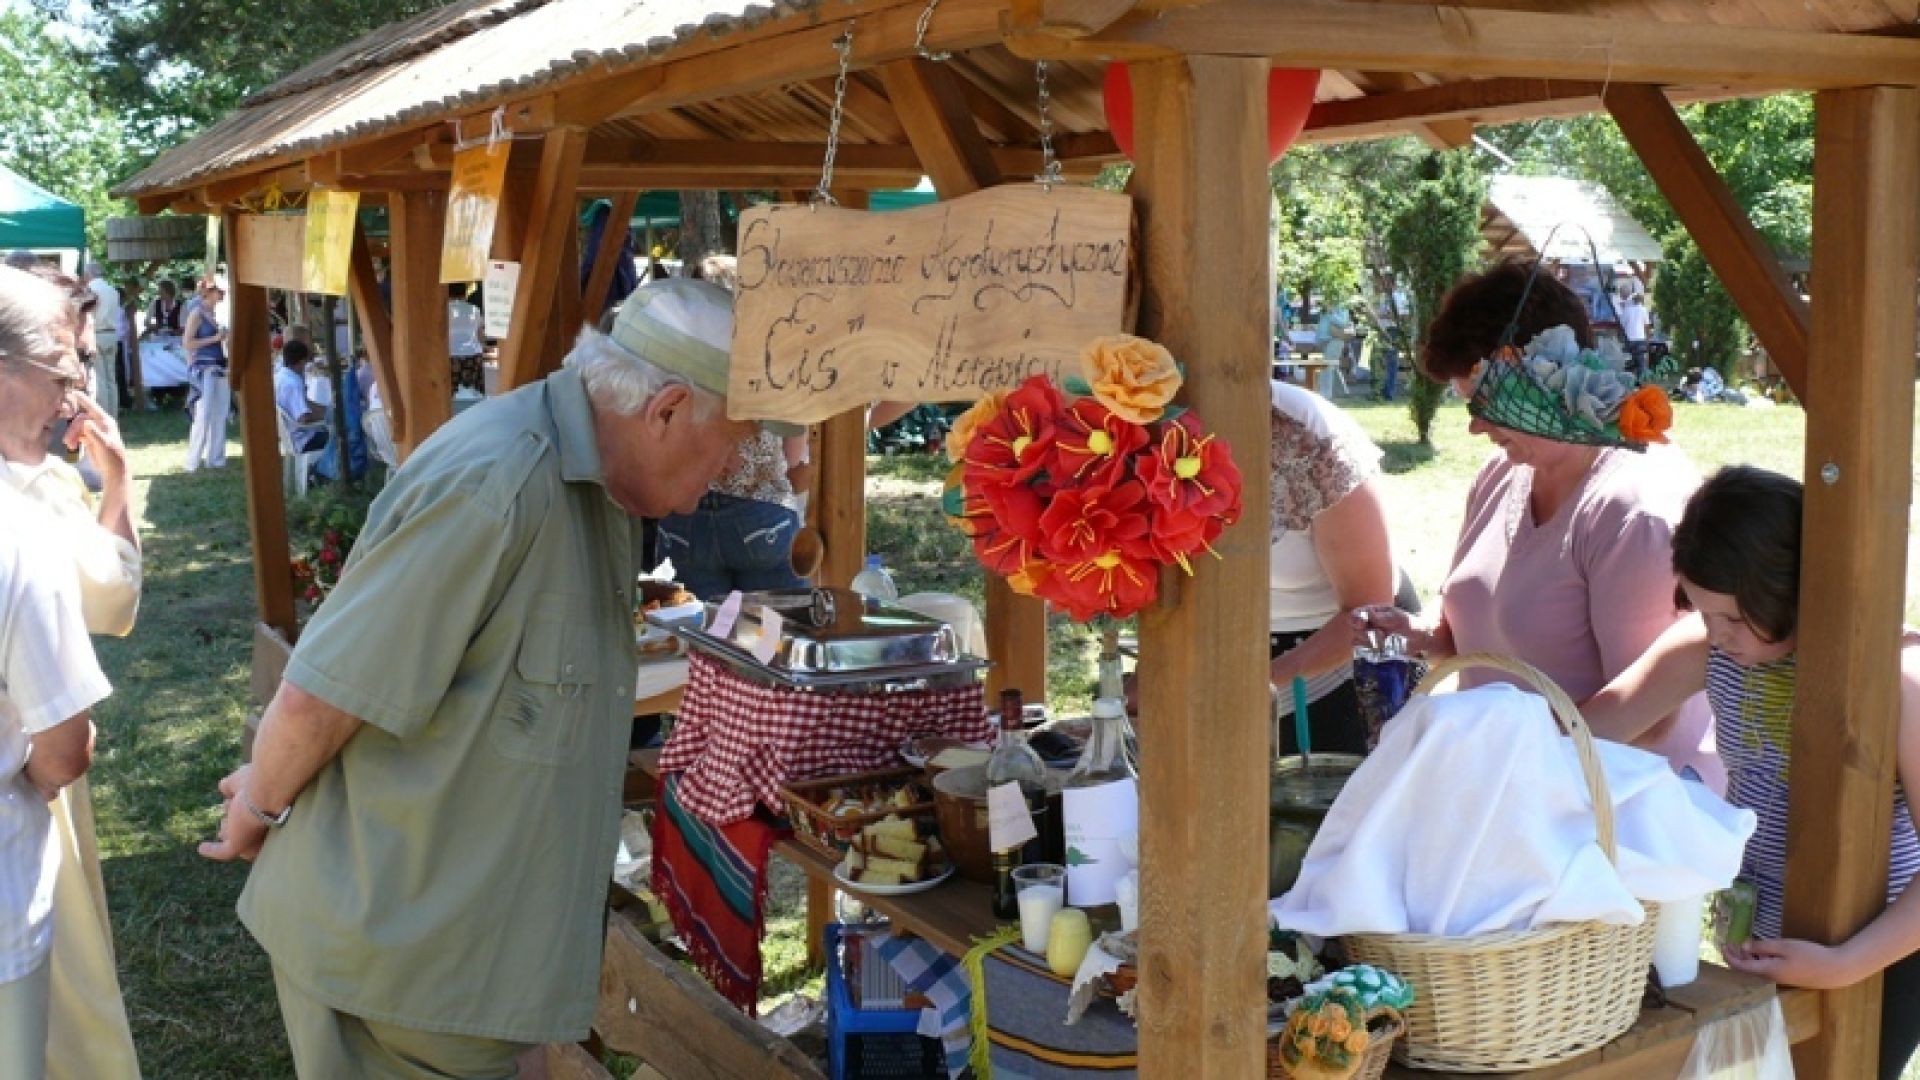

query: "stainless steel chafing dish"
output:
648 587 987 691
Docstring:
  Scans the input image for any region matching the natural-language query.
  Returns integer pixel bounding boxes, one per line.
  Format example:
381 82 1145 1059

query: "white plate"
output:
833 858 955 896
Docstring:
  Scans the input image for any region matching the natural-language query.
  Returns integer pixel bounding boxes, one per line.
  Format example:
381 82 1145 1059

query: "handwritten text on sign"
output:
728 185 1134 424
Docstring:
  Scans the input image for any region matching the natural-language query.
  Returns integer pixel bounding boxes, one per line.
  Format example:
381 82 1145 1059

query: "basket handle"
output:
1413 653 1617 864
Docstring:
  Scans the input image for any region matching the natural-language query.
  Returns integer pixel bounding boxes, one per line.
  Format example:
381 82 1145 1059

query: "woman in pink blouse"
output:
1355 262 1721 790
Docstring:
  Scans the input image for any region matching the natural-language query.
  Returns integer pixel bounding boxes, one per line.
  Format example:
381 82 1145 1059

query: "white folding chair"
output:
363 406 400 484
277 411 323 499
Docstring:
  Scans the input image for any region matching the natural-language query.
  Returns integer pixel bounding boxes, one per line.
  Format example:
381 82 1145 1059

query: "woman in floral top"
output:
1267 379 1403 755
657 430 812 599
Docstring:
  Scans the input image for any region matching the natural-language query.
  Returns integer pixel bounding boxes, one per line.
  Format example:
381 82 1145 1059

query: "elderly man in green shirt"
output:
200 279 792 1079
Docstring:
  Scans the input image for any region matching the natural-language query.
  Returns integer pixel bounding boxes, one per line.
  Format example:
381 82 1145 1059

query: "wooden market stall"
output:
113 1 1920 1076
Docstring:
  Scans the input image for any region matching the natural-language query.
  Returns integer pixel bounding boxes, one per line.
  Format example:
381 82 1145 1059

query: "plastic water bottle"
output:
850 554 898 603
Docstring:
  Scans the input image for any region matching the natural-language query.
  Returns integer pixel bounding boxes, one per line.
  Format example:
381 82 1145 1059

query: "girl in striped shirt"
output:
1583 466 1920 1080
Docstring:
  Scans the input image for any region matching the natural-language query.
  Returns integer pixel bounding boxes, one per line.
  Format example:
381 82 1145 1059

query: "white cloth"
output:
896 592 989 659
137 340 189 389
185 367 230 471
1270 685 1755 937
0 489 111 983
0 457 140 638
85 280 119 355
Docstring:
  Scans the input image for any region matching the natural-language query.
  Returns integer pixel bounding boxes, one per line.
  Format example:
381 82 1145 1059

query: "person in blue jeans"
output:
656 430 811 598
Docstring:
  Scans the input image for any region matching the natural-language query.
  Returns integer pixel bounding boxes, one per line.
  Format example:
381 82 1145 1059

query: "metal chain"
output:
914 0 950 61
813 26 855 206
1033 60 1064 189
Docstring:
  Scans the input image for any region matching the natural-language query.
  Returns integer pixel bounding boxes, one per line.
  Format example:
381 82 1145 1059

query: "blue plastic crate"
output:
825 923 942 1080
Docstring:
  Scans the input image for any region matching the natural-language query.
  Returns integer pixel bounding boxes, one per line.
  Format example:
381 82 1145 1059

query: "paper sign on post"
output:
301 190 360 296
752 607 784 665
708 591 743 638
442 143 511 284
987 782 1038 853
483 260 520 339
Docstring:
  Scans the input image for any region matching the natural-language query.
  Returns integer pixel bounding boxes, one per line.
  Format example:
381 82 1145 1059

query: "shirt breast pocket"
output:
489 616 596 767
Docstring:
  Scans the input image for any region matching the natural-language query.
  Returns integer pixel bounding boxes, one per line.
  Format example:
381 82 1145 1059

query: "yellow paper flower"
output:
1008 559 1053 597
1080 334 1182 424
1344 1029 1370 1055
948 390 1010 463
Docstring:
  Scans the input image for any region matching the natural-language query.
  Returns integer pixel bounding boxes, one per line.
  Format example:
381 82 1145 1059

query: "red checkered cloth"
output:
659 652 991 826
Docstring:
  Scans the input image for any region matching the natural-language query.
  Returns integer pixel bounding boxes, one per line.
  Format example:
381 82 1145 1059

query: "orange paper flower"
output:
1618 384 1673 444
947 390 1009 463
1081 334 1183 424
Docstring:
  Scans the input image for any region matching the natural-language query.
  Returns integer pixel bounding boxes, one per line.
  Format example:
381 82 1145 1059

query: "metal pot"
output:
1268 753 1364 898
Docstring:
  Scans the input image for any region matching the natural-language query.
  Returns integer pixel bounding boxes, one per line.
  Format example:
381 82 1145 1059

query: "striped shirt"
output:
1707 648 1920 939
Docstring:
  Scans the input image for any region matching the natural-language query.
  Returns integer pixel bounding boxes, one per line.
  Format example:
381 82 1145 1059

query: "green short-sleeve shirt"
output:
239 369 643 1042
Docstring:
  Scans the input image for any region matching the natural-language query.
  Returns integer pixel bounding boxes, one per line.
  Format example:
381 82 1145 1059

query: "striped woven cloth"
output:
650 771 784 1013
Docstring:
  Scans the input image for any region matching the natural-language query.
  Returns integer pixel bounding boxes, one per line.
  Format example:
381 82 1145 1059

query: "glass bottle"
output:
1061 696 1139 906
987 688 1047 919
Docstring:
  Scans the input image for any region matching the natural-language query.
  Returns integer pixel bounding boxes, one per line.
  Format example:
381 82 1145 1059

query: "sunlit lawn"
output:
91 386 1920 1077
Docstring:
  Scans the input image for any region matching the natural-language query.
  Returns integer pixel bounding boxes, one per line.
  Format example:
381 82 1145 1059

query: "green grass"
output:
90 391 1920 1077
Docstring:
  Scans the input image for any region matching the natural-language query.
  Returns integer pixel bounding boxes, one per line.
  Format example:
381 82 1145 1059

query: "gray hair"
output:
0 266 76 370
565 327 722 419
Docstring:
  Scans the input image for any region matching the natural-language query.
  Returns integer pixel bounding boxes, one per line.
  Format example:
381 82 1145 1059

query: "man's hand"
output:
1723 938 1864 990
198 765 272 863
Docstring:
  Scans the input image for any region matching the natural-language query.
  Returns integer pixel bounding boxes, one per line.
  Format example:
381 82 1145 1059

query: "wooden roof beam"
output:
1342 69 1468 150
878 58 1004 199
805 73 908 143
1605 84 1809 398
557 0 1006 128
1302 76 1604 144
1007 0 1920 89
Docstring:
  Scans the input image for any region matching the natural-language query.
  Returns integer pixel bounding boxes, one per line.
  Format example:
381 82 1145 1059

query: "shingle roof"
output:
1483 175 1665 266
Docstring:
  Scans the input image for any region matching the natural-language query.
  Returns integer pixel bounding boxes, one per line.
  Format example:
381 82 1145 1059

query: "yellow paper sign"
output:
301 190 360 296
442 143 511 283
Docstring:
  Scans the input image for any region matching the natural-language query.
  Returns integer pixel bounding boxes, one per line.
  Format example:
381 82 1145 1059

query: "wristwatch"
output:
239 788 293 829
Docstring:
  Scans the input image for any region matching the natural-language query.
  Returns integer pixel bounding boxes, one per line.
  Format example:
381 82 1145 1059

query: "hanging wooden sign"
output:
728 185 1135 424
301 190 360 295
441 143 511 284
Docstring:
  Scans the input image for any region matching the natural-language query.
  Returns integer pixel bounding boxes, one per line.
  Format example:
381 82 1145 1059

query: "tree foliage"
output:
1481 95 1812 375
0 11 131 254
1383 151 1488 445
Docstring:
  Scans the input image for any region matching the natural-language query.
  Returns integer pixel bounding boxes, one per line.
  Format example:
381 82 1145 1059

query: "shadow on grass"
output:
1378 438 1439 475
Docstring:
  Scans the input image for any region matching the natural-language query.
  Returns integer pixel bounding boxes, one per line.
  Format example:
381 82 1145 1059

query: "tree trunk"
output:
677 191 733 269
322 294 353 491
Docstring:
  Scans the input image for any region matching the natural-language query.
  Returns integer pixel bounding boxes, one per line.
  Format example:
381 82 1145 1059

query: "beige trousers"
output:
0 956 52 1080
273 965 529 1080
45 776 140 1080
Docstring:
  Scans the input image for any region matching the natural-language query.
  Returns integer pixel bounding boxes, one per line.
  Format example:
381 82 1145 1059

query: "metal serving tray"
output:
649 587 987 691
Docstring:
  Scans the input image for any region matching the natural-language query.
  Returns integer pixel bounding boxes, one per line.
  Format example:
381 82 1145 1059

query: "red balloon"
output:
1102 64 1319 164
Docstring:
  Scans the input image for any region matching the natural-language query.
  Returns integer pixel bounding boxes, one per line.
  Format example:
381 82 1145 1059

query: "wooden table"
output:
628 751 1818 1077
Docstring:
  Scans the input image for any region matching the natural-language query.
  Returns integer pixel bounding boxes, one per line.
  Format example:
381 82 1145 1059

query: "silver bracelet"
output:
239 788 293 829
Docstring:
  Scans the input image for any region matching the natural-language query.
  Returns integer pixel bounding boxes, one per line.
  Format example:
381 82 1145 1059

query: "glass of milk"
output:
1011 863 1066 953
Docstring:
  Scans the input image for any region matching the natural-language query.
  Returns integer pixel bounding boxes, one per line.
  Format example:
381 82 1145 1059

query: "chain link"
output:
813 26 855 207
1033 60 1064 189
914 0 950 62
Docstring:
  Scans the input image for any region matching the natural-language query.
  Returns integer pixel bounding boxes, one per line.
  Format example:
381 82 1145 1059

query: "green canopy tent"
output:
0 161 85 254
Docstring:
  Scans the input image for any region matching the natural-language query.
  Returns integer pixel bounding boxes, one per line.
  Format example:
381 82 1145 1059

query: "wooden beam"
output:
560 0 1006 127
545 1042 616 1080
816 191 874 599
595 912 826 1079
879 59 1004 198
582 191 639 327
1786 86 1920 1080
347 222 403 443
1008 0 1920 89
224 212 296 639
498 127 587 391
230 215 307 292
1338 70 1472 151
1130 55 1271 1078
542 203 584 377
389 189 452 458
1304 77 1603 143
882 62 1051 701
1606 84 1809 400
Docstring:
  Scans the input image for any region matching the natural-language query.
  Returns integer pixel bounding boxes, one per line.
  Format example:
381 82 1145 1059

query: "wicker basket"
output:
780 767 938 863
1340 654 1656 1073
1268 1008 1405 1080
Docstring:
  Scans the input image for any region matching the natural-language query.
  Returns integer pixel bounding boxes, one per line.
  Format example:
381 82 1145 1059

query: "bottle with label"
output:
1062 695 1139 906
850 554 899 604
987 688 1048 919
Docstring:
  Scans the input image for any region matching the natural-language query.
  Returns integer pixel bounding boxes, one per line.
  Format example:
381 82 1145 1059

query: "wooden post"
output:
498 127 588 391
225 211 297 639
1785 86 1920 1080
347 222 402 443
1129 55 1272 1077
389 188 451 458
1605 84 1810 400
582 190 640 325
883 63 1050 700
541 203 585 377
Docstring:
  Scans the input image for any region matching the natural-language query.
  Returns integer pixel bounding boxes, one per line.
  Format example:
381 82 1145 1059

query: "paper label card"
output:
752 606 784 665
442 143 511 284
709 591 743 638
483 260 520 339
987 781 1038 852
301 190 359 296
